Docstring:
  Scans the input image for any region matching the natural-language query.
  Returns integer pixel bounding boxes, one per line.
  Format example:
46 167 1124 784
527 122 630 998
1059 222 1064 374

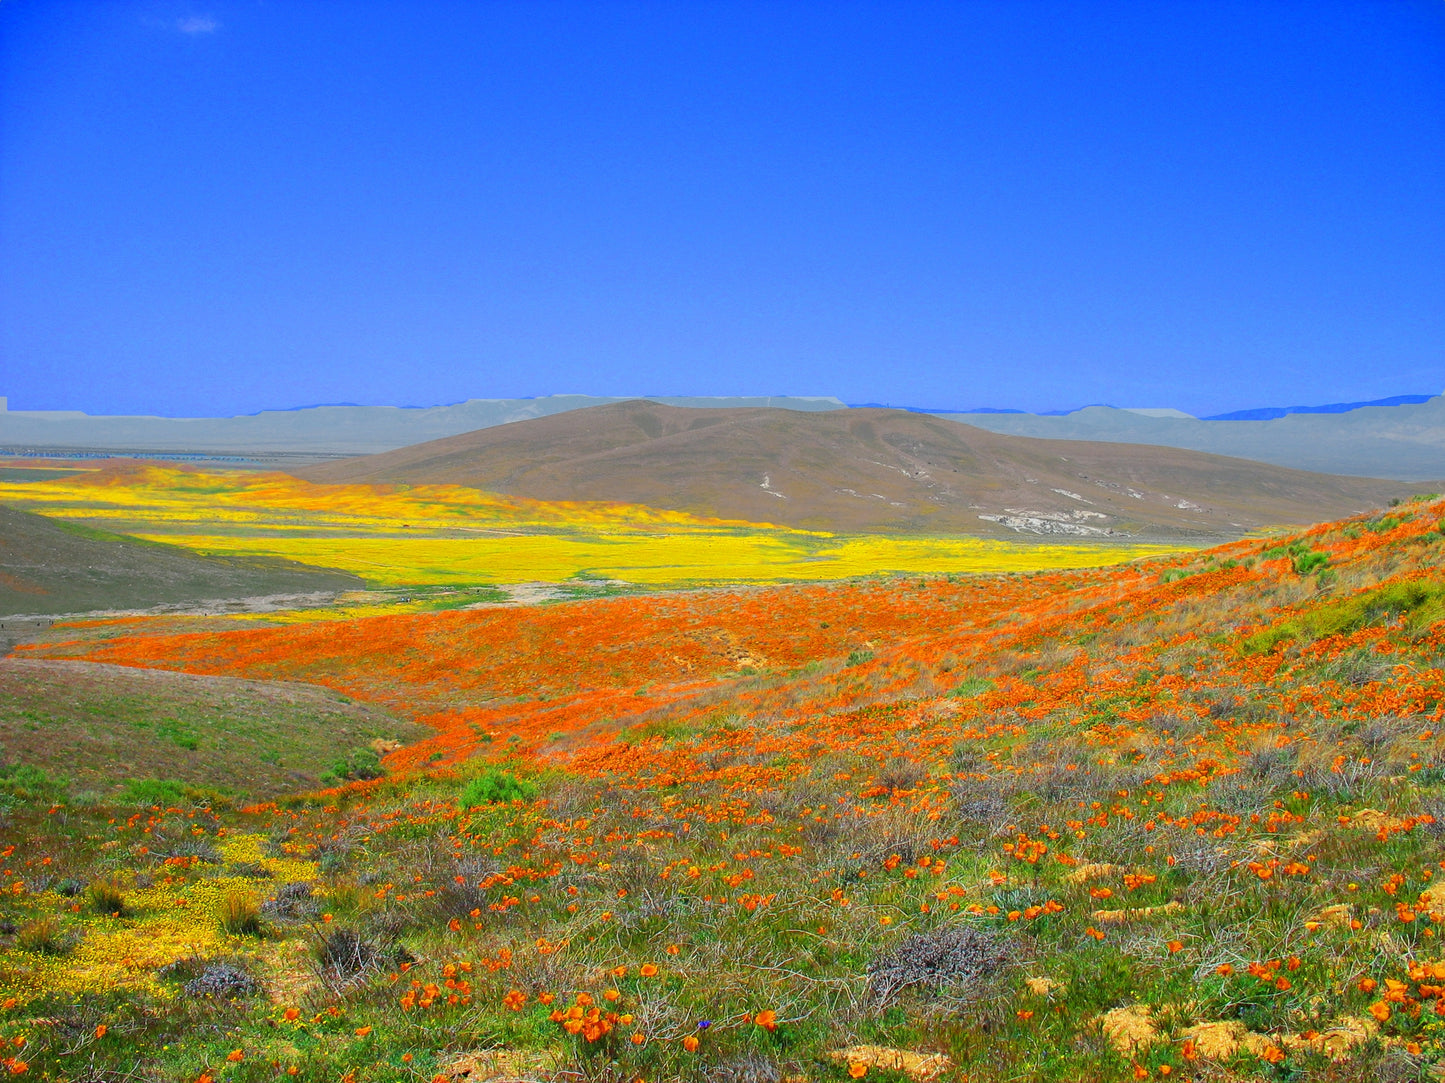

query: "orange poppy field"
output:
2 492 1444 1082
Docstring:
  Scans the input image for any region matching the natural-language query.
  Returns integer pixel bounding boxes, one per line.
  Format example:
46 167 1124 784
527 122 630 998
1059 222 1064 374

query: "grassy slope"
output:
0 502 363 616
0 658 428 802
0 500 1442 1081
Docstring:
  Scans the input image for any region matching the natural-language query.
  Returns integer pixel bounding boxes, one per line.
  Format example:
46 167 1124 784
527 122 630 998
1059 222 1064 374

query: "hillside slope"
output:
0 503 361 615
0 657 426 800
6 498 1443 1080
299 400 1429 538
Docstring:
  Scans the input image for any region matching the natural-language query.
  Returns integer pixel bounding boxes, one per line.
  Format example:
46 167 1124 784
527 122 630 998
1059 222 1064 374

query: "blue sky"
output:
1 1 1442 417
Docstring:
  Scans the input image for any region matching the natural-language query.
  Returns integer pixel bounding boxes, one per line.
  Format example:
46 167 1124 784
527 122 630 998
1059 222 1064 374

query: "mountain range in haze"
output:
1 392 1441 481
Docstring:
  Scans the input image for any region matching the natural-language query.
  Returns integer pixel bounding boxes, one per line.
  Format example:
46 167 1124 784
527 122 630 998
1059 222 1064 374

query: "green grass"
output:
1241 577 1445 654
0 658 428 802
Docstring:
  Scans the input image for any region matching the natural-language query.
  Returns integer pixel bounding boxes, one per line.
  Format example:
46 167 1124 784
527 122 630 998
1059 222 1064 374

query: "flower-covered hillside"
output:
0 496 1442 1082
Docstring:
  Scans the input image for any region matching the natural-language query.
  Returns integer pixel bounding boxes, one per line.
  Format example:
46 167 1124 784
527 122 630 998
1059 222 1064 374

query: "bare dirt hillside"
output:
298 401 1434 538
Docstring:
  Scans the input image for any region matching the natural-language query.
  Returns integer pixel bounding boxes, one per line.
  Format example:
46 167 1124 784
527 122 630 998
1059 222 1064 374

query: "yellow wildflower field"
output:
0 463 1191 588
0 833 316 1002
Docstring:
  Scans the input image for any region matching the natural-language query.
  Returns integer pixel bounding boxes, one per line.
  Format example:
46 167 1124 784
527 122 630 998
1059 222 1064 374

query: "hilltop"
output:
299 400 1428 538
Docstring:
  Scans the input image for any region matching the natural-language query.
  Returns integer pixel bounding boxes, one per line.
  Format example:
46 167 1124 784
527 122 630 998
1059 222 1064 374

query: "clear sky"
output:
2 1 1442 417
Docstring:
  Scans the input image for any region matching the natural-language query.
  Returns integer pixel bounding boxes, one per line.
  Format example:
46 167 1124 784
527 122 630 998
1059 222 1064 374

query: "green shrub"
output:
322 747 385 784
846 649 875 667
948 676 994 699
156 719 200 750
121 778 188 807
459 769 536 808
1240 577 1445 654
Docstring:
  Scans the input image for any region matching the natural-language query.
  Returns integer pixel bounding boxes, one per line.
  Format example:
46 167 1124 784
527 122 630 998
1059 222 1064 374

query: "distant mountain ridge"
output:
940 395 1445 481
2 392 1440 480
1201 393 1437 421
0 395 846 458
297 400 1429 539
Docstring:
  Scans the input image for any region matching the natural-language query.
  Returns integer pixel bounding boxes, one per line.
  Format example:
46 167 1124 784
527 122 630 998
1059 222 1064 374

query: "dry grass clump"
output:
316 925 385 980
183 960 260 1000
261 880 316 920
217 888 262 935
15 915 66 955
88 878 127 917
867 923 1011 1006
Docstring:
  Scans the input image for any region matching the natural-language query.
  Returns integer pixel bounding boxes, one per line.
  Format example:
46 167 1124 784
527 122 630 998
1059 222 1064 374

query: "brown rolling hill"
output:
297 400 1436 538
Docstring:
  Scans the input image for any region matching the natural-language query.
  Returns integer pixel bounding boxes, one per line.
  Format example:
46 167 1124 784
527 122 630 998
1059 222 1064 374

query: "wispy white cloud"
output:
177 15 219 35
